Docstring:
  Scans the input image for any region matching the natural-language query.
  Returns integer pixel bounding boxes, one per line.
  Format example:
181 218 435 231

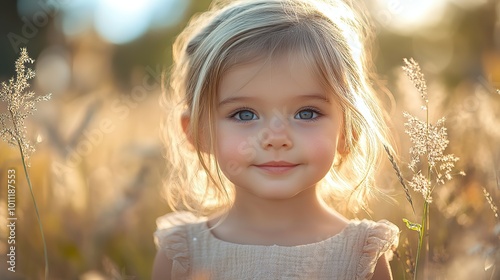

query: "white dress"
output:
154 212 399 280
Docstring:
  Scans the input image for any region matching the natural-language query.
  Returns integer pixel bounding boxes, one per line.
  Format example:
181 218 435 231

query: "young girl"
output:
153 0 399 279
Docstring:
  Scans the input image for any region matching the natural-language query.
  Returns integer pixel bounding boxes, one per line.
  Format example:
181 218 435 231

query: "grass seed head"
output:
0 48 51 165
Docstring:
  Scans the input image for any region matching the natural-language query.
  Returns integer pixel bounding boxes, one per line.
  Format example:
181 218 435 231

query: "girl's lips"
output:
254 161 299 174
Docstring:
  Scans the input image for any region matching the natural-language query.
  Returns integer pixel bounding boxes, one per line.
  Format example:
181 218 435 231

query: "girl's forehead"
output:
219 50 329 98
224 47 318 74
216 51 344 123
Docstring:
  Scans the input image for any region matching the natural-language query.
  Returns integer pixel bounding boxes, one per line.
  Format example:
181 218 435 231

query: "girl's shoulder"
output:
153 211 206 279
345 219 399 279
344 219 399 256
346 219 399 243
154 211 206 249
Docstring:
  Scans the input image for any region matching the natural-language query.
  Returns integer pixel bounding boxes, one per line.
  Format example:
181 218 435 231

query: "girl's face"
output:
214 53 344 200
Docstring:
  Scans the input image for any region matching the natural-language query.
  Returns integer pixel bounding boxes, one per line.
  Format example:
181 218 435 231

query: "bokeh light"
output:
94 0 154 44
374 0 448 34
53 0 188 44
35 46 71 96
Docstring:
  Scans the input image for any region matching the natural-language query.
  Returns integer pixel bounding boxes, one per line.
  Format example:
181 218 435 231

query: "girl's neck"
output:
232 186 326 228
208 186 348 245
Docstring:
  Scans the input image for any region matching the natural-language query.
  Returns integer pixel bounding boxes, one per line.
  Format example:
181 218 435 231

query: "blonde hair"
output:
161 0 393 216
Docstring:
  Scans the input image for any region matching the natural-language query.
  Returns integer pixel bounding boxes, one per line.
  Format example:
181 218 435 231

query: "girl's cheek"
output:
217 129 250 157
312 137 337 157
301 127 339 161
216 131 256 176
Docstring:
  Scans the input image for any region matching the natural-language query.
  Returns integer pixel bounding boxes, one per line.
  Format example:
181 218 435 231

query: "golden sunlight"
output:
374 0 447 33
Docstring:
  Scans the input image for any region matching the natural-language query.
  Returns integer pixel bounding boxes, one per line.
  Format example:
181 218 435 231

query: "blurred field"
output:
0 0 499 279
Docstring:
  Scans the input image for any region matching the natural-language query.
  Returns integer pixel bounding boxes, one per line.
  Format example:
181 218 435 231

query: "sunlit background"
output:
0 0 499 279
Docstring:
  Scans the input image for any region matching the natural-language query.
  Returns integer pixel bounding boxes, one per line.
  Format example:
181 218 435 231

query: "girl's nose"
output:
261 132 293 149
260 119 293 150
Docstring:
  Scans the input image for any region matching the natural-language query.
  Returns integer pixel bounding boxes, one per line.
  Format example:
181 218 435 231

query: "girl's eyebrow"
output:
218 94 329 107
297 94 330 103
218 96 254 108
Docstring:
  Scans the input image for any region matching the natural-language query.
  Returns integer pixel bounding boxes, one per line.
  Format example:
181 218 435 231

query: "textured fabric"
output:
154 212 399 280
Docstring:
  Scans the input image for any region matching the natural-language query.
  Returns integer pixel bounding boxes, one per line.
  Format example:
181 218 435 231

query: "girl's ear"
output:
181 111 196 149
334 131 350 168
337 130 348 156
181 111 210 153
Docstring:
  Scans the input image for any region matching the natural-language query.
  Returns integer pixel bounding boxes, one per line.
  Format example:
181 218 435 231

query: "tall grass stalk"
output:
13 121 49 279
1 48 51 279
414 200 428 280
394 58 460 280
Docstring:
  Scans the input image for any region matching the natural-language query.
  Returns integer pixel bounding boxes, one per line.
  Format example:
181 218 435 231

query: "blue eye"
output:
232 110 258 121
295 109 319 120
